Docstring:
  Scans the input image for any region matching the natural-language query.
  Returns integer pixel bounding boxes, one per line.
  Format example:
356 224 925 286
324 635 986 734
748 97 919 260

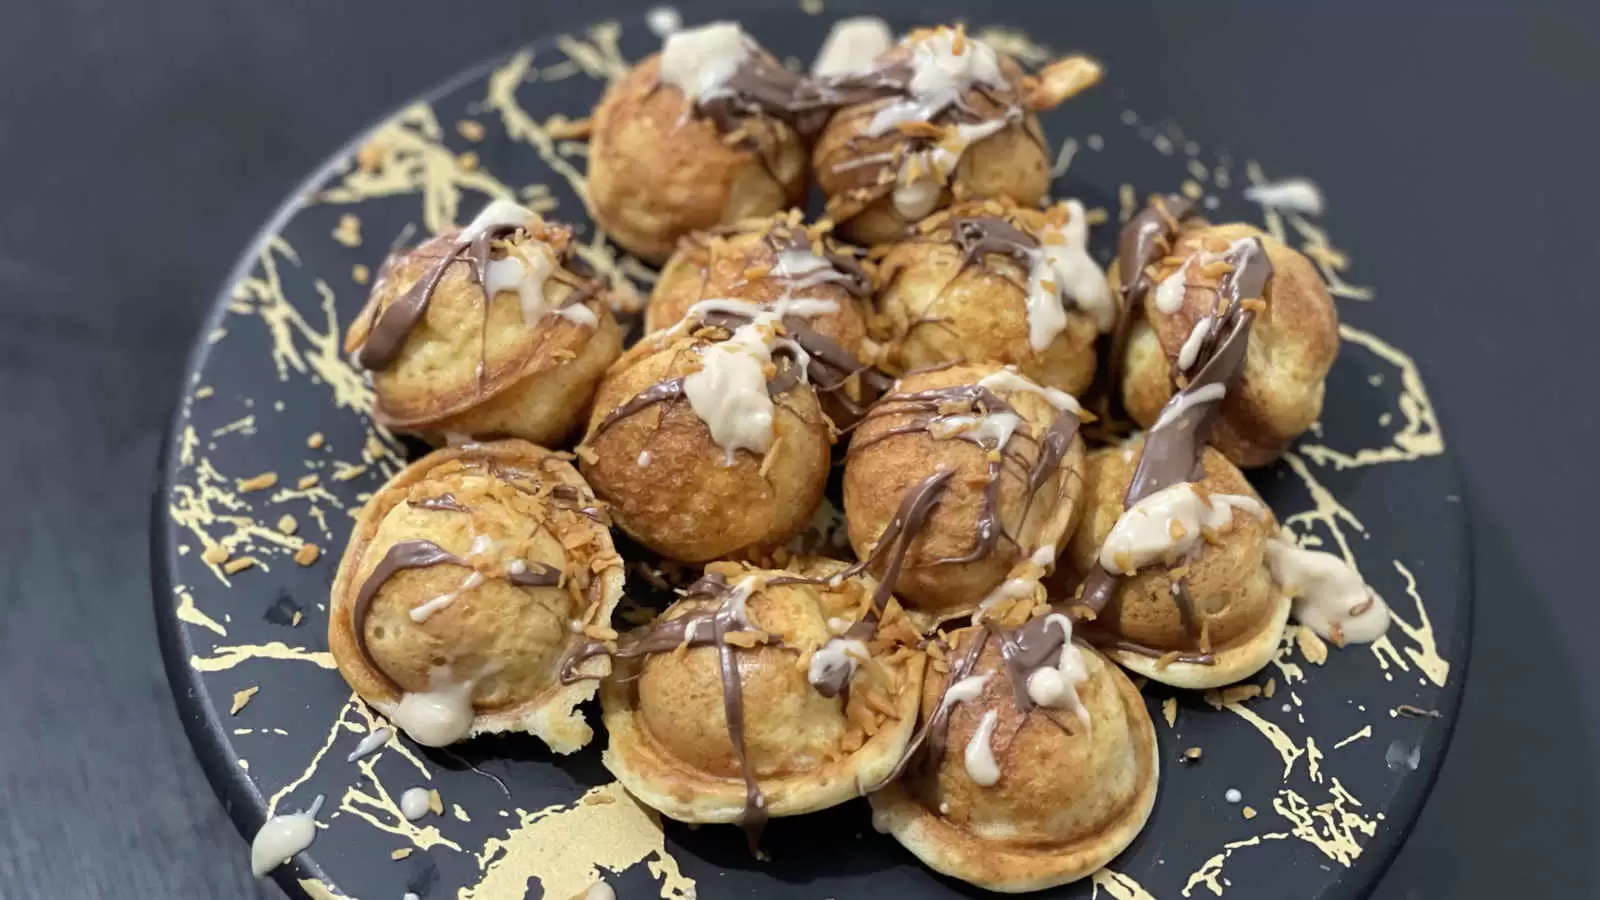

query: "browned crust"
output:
328 439 623 748
867 647 1158 892
1120 223 1340 467
588 55 807 264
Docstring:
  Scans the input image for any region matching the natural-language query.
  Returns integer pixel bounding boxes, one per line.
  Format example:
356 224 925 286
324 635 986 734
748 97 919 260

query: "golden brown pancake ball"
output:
1065 442 1290 687
579 327 832 562
587 24 809 264
598 559 926 825
872 198 1112 396
868 623 1157 892
328 440 623 753
1118 222 1340 467
647 213 873 361
843 363 1087 626
344 203 622 446
812 27 1102 245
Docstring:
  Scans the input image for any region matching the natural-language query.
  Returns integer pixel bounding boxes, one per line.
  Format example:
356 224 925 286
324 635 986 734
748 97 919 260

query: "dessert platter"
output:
152 4 1469 898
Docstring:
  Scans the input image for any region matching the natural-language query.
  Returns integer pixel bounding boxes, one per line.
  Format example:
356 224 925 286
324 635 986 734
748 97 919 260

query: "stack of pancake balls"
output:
310 18 1385 893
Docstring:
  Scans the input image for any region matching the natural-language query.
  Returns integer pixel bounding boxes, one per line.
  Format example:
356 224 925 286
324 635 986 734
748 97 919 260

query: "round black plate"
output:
151 3 1471 898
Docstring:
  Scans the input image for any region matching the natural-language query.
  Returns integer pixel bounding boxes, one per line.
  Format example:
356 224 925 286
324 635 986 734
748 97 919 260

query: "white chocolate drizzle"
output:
345 726 393 763
1265 537 1391 643
1176 315 1214 373
249 794 324 877
409 570 484 623
1098 483 1266 574
963 708 1002 786
807 637 868 691
866 31 1007 136
459 199 532 242
391 673 475 747
1025 200 1117 340
1022 614 1090 725
812 16 894 77
977 367 1082 413
1244 177 1325 216
1151 381 1227 431
658 22 751 104
399 786 432 821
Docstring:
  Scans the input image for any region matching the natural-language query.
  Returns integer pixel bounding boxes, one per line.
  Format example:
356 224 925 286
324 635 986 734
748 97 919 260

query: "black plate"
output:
151 3 1471 898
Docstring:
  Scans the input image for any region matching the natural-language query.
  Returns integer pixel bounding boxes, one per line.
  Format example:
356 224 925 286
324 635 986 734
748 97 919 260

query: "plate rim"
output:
146 11 1477 898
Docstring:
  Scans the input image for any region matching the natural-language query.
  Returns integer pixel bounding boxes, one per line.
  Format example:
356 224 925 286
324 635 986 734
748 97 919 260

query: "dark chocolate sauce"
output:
1078 236 1275 658
559 571 774 851
350 539 464 688
355 221 602 378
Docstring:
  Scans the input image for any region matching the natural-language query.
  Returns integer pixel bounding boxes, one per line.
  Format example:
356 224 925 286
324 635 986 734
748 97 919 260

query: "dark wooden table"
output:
1 1 1595 898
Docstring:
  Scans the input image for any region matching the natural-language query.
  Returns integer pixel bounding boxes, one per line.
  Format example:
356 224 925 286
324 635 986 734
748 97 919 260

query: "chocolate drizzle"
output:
347 457 601 691
350 539 464 688
357 225 517 371
1078 236 1275 659
354 222 602 379
950 215 1039 268
874 613 1080 791
559 571 774 850
848 380 1082 571
1097 195 1201 424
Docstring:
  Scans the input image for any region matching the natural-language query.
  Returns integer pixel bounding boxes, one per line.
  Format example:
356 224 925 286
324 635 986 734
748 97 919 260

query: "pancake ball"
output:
647 214 873 359
328 440 623 753
872 198 1113 396
1065 442 1289 688
588 23 811 264
843 363 1087 627
868 623 1157 892
344 201 622 446
599 559 926 826
579 326 832 562
1119 222 1340 467
812 26 1102 245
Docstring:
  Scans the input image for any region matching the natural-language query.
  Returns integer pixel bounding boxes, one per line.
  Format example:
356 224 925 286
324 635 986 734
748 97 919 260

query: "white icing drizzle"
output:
467 534 496 558
963 708 1002 786
1176 315 1214 373
1154 260 1192 314
867 30 1007 136
459 199 533 242
812 16 894 77
977 575 1037 611
1151 381 1227 431
1098 483 1266 574
831 150 898 173
658 22 751 103
249 795 324 877
1022 614 1090 725
927 411 1022 449
391 674 475 747
1265 537 1391 643
943 673 990 707
976 367 1081 413
808 637 869 690
410 570 485 623
646 6 682 38
1030 545 1058 567
345 726 394 763
485 251 553 323
399 786 432 821
1244 177 1325 216
683 320 780 461
1025 200 1117 340
891 180 943 221
1156 237 1265 316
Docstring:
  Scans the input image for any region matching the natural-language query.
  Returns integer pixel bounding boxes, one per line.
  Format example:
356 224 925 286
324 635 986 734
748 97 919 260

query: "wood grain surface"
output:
0 2 1596 899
